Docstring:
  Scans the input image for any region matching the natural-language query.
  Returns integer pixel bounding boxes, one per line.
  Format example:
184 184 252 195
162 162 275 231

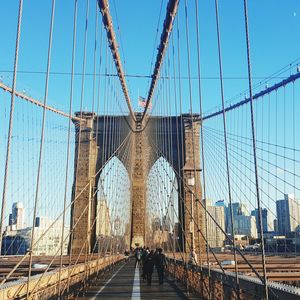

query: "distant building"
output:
225 202 257 238
274 219 278 233
1 233 29 255
151 217 161 231
231 202 248 216
276 194 300 235
215 200 225 207
2 218 69 255
234 215 257 238
8 202 25 230
226 202 250 234
251 208 272 235
152 230 169 247
162 215 171 231
206 200 225 248
124 222 131 249
35 216 53 228
96 199 111 237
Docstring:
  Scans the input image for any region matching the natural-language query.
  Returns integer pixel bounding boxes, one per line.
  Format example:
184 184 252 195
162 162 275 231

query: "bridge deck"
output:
79 258 191 300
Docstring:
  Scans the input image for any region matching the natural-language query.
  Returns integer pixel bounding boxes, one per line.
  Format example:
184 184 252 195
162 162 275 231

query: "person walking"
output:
155 248 166 285
141 247 150 281
144 250 155 285
134 247 142 267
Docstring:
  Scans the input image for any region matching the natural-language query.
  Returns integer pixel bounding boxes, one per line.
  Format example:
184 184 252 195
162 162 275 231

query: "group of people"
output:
134 247 166 286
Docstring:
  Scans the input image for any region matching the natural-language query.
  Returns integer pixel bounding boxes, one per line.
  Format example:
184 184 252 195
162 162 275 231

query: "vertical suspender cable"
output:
170 31 180 266
214 0 240 296
92 0 99 114
70 0 90 258
176 14 186 256
243 1 268 299
0 0 23 254
183 3 208 288
26 0 56 297
101 43 108 169
292 82 296 255
184 0 205 281
83 0 101 287
171 26 187 279
58 0 78 295
183 0 195 257
95 25 104 148
194 0 207 292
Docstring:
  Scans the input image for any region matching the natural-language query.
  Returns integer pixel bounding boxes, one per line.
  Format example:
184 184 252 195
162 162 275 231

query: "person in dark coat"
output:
141 247 150 281
144 250 155 285
155 248 166 285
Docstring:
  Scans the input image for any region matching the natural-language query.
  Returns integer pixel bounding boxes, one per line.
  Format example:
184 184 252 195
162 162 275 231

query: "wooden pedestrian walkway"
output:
78 258 191 300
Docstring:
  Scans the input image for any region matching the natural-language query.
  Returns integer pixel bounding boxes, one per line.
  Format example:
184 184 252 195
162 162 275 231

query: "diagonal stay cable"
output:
0 131 131 285
149 148 239 298
28 131 133 298
149 138 276 289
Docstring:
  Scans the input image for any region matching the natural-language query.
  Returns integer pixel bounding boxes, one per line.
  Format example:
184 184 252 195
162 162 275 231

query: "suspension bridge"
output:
0 0 300 299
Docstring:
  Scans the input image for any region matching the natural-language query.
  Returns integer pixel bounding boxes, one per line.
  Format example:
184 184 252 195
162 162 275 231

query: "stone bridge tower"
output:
70 112 204 255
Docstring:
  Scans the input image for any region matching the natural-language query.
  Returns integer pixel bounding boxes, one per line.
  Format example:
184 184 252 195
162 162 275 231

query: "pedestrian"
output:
124 249 130 262
144 250 155 285
134 247 142 267
141 247 150 281
188 248 198 265
155 248 166 285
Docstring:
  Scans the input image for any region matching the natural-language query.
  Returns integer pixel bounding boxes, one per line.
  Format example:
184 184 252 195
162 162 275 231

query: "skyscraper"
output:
206 200 225 248
274 219 278 233
234 215 258 238
251 208 271 234
226 202 257 238
276 194 300 235
226 202 250 233
9 202 25 230
96 199 111 237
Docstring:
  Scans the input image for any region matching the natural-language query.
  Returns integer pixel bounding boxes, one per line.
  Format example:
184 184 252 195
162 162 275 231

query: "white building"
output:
96 199 111 237
276 194 300 234
4 217 69 255
206 200 226 248
9 202 25 230
27 225 69 255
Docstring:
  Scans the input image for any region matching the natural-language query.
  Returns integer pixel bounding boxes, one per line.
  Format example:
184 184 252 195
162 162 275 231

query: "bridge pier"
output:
70 113 205 256
130 128 146 247
130 115 153 248
70 112 98 255
70 113 133 255
181 117 204 256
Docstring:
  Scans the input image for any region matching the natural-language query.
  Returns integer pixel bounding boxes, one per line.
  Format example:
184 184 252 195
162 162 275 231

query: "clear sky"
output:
1 0 300 114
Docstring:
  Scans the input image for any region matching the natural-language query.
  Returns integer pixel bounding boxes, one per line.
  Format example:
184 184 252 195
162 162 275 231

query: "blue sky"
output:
0 0 300 114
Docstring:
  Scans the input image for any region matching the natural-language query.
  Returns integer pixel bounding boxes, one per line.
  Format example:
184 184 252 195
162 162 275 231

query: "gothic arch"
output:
70 112 204 254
